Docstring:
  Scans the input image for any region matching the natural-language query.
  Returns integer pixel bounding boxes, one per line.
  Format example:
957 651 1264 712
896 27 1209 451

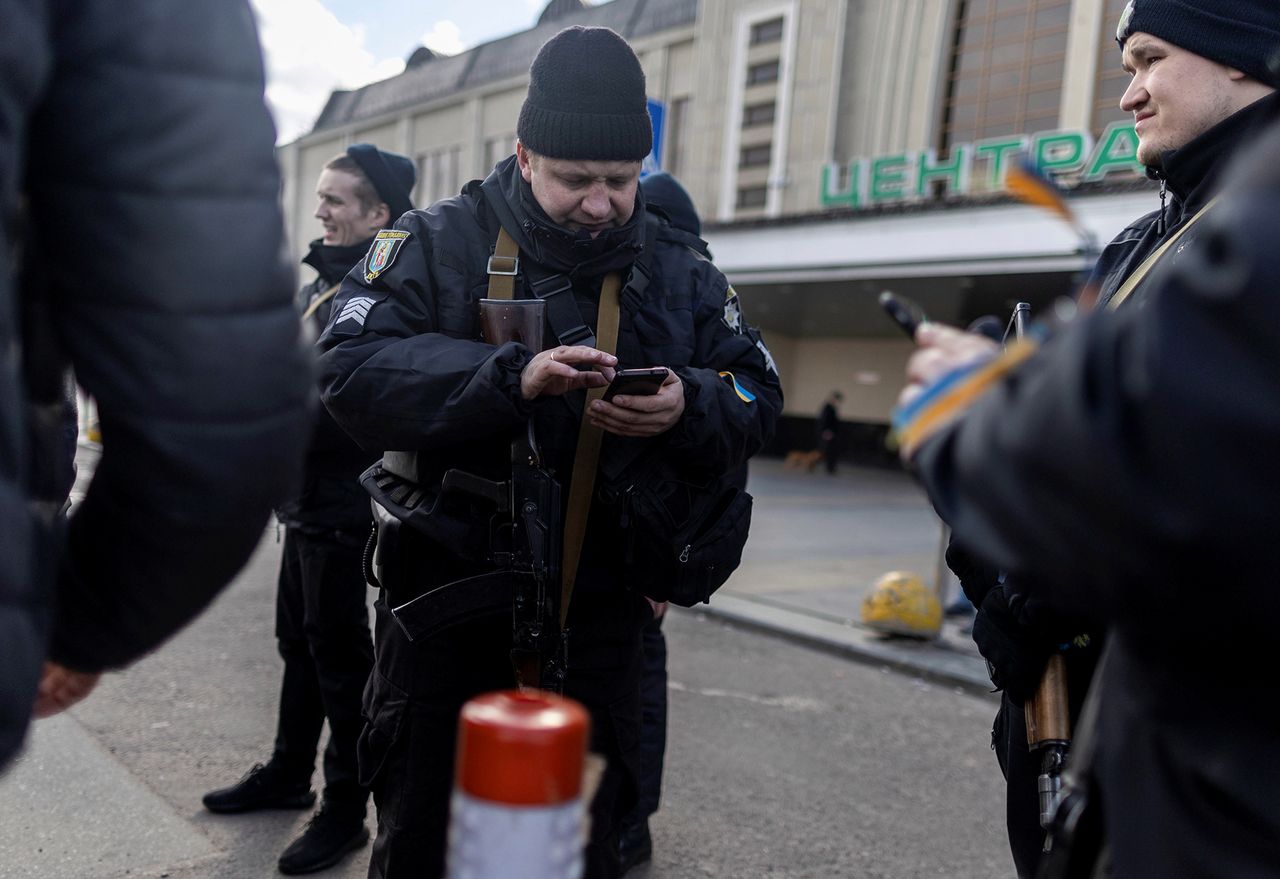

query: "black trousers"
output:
273 528 375 805
359 588 649 879
626 612 668 824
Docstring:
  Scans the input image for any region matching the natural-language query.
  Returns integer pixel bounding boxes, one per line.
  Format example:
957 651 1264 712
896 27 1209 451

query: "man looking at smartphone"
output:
317 25 782 879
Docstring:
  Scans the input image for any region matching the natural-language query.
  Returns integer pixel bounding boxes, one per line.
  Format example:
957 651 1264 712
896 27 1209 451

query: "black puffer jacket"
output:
318 156 781 596
1 0 310 767
276 240 380 535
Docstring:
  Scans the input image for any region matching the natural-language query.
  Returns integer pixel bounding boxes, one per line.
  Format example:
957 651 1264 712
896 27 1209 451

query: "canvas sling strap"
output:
1106 195 1221 311
488 226 621 630
300 283 341 323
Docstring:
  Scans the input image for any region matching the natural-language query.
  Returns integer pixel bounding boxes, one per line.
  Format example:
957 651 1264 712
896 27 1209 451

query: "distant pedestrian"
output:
202 144 415 876
817 391 843 475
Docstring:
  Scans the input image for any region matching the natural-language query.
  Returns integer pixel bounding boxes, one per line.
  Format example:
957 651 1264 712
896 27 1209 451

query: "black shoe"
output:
278 800 370 875
202 762 316 814
617 820 652 875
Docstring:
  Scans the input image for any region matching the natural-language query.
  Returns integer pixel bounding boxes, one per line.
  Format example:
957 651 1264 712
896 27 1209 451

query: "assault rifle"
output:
379 420 568 693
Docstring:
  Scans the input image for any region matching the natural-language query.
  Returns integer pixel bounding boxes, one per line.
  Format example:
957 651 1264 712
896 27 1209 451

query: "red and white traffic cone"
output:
447 690 591 879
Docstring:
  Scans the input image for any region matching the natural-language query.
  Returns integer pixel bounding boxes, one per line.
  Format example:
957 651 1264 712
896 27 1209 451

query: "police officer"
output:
202 145 414 876
317 26 782 879
943 2 1280 873
900 98 1280 878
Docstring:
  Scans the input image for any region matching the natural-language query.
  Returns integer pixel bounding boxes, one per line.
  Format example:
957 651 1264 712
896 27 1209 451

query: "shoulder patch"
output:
365 229 410 283
722 287 743 334
333 295 377 333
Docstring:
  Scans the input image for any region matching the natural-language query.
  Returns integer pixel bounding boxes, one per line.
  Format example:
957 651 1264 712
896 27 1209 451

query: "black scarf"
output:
478 155 645 279
302 237 372 287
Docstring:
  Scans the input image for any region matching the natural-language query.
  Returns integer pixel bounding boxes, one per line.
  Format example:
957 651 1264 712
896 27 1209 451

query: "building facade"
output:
279 0 1151 461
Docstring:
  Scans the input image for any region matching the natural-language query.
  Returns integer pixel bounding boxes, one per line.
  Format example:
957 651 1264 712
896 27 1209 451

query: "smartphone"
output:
878 290 926 339
602 367 670 402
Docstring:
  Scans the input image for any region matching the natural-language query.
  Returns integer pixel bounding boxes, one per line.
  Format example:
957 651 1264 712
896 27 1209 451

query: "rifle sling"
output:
300 282 341 323
487 226 623 633
1106 195 1220 310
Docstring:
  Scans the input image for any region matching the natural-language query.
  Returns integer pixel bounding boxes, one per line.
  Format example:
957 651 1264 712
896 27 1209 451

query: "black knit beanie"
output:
346 143 416 221
517 26 653 161
1116 0 1280 87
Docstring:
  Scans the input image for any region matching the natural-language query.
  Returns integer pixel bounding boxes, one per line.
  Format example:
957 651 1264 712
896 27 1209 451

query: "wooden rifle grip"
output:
1025 653 1071 746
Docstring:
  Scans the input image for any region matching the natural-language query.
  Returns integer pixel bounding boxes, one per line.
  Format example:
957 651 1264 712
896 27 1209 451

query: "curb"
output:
689 594 997 697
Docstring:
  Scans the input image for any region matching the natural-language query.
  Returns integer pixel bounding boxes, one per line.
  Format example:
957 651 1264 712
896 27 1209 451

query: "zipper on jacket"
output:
1156 177 1168 237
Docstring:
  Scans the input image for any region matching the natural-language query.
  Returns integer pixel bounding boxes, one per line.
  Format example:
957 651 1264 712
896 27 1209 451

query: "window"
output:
750 17 785 46
746 60 780 86
665 97 688 177
939 0 1071 151
417 147 461 206
484 135 514 173
743 101 776 127
740 144 772 168
1092 0 1134 134
736 185 768 209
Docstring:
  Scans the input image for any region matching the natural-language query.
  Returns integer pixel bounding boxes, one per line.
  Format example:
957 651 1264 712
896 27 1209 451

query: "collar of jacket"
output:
478 154 645 279
302 237 372 286
1149 90 1280 211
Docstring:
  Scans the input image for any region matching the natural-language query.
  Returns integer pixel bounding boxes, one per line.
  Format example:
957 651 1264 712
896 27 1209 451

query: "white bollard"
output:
446 690 590 879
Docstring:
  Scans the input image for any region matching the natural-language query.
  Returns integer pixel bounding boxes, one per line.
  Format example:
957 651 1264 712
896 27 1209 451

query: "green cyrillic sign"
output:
821 122 1142 209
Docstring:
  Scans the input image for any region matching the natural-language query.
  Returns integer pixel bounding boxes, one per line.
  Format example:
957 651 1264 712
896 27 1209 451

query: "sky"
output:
249 0 584 143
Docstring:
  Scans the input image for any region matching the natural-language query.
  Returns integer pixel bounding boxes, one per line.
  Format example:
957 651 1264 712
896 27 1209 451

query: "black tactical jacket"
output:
277 240 380 535
317 156 781 597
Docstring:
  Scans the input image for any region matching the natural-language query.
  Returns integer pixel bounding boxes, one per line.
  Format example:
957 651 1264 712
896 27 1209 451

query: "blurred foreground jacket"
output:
0 0 311 767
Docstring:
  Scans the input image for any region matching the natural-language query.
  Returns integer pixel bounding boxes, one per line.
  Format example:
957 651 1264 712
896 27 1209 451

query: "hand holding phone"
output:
602 367 670 402
879 290 926 339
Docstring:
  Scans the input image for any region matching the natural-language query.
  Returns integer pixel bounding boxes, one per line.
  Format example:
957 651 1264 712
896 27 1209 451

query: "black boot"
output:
202 762 315 814
617 819 653 875
277 799 370 875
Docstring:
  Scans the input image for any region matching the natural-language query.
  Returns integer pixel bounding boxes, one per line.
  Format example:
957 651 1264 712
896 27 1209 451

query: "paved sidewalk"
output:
703 457 989 692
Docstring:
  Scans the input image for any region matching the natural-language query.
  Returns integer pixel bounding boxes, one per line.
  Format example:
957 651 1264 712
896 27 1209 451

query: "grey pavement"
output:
719 458 987 692
0 448 989 878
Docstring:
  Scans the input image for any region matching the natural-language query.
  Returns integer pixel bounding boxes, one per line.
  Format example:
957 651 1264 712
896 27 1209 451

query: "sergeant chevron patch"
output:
364 229 410 282
334 296 376 331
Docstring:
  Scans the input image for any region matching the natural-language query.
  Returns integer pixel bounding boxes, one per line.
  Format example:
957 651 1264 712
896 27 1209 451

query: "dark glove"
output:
945 537 1002 608
971 587 1052 705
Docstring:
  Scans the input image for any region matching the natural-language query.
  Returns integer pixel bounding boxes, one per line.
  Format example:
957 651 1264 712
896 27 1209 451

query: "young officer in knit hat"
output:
317 26 781 879
202 144 415 876
938 1 1278 876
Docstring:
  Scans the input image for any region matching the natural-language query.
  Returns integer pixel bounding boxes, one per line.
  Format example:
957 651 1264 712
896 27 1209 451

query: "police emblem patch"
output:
364 229 410 283
722 287 744 334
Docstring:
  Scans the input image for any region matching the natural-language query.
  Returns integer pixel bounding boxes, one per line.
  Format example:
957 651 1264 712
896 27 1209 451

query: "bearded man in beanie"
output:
202 144 414 876
317 27 781 879
934 1 1278 876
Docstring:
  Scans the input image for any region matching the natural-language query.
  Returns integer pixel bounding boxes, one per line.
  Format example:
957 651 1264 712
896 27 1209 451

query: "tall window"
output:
484 135 515 174
1092 0 1133 134
664 97 688 178
940 0 1072 150
417 147 461 207
750 16 785 46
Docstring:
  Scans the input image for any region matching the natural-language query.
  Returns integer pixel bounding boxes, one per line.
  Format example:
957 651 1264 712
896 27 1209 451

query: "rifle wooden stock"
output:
1025 653 1071 746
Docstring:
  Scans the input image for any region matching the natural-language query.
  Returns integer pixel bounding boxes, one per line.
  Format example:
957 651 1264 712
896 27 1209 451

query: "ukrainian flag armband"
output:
891 339 1040 460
